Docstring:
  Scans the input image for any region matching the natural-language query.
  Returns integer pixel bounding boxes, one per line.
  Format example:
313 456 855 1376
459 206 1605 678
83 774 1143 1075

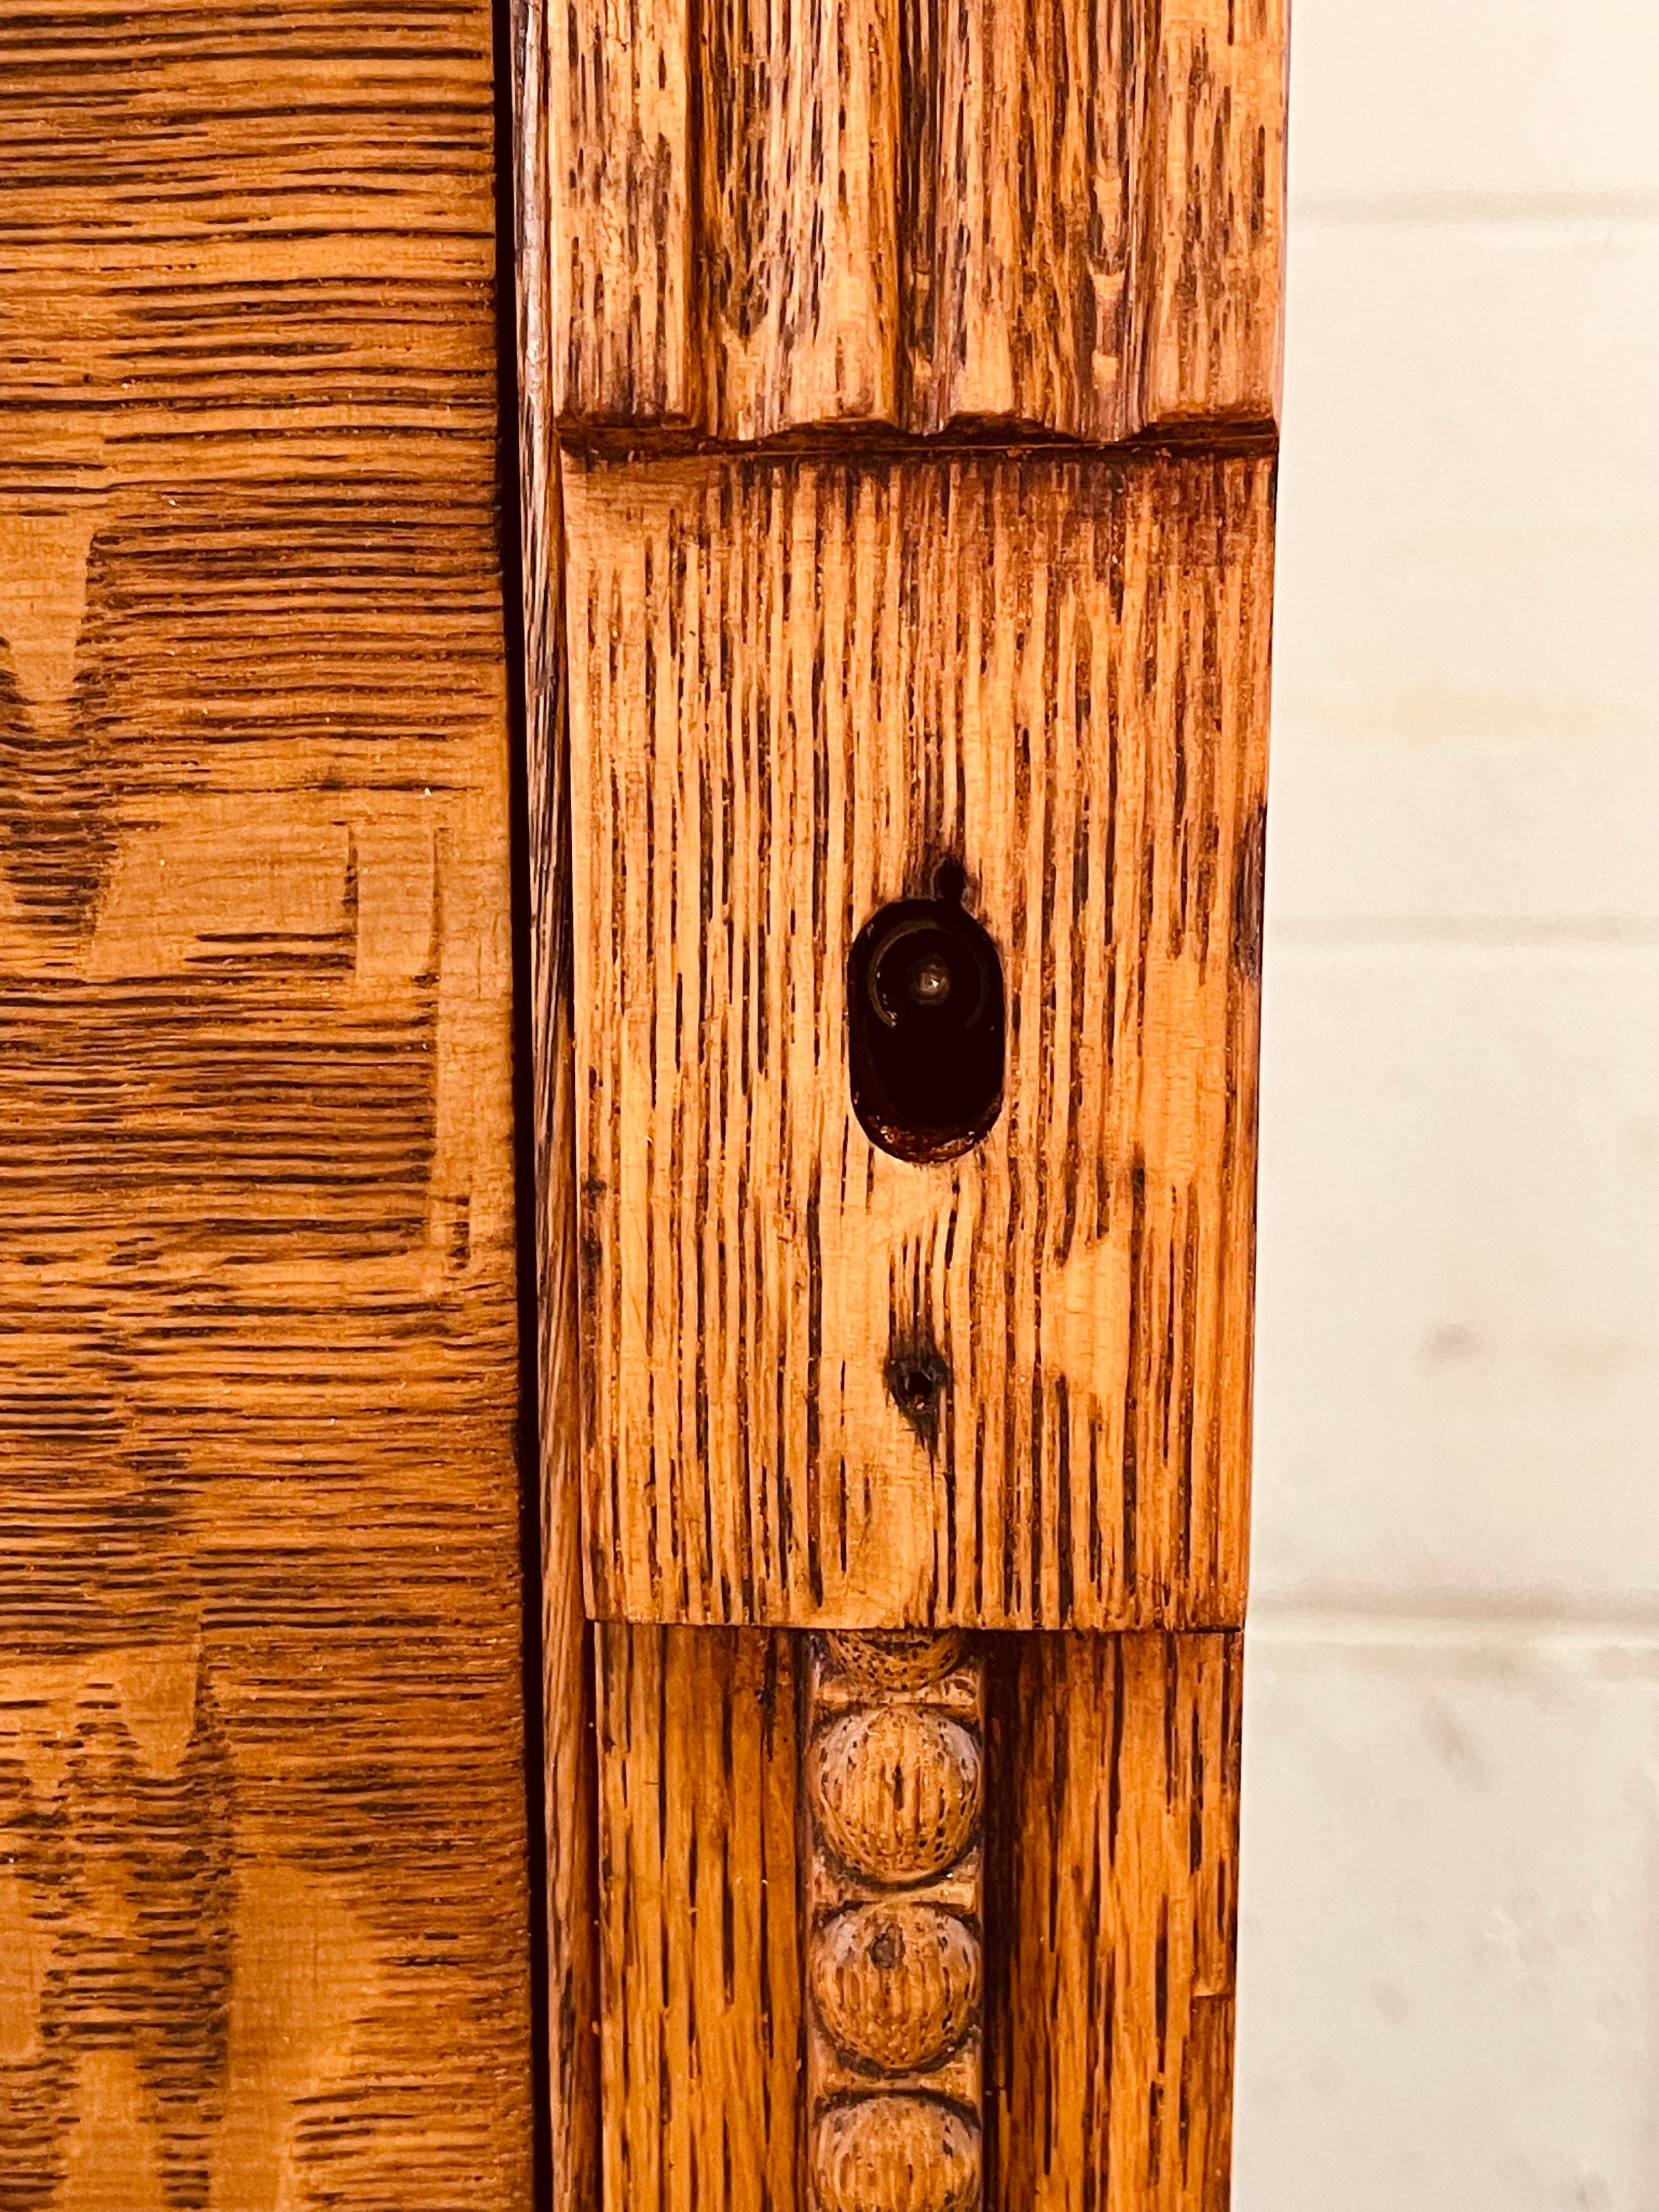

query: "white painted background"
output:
1235 6 1659 2205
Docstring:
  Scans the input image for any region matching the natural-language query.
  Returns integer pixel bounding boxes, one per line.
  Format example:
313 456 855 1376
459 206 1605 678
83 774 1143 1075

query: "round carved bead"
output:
822 1631 968 1693
812 2096 981 2212
809 1707 981 1884
810 1902 980 2072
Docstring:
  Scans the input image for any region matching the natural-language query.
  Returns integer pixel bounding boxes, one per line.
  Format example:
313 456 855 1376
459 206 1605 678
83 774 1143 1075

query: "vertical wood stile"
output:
513 0 602 2197
917 0 1142 437
1135 0 1286 428
549 0 695 420
701 0 902 437
987 1634 1242 2212
594 1626 804 2212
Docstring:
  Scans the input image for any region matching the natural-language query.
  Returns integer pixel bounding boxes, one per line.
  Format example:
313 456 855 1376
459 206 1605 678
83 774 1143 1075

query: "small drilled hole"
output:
896 1364 935 1408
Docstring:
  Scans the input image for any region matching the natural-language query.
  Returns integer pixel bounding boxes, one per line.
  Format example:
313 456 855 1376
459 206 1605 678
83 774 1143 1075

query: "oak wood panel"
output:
539 0 1284 437
594 1623 804 2212
0 2 532 2199
987 1632 1241 2212
566 450 1270 1631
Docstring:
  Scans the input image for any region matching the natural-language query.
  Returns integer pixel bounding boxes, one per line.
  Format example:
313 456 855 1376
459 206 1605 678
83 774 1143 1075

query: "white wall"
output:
1236 6 1659 2206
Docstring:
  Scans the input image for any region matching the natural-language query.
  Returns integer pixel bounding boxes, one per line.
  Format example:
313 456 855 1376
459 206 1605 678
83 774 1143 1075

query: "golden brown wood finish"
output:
544 0 1283 437
521 0 1283 2190
589 1628 1243 2212
549 0 693 421
566 451 1270 1633
911 0 1136 436
701 0 901 440
593 1624 804 2212
1140 0 1287 431
988 1633 1241 2212
0 3 531 2200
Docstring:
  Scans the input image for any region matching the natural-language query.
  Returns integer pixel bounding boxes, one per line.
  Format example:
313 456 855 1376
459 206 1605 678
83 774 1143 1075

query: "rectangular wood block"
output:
567 450 1271 1631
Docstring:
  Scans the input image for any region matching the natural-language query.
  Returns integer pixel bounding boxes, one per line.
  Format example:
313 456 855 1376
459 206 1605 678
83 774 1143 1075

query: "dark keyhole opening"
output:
848 869 1005 1163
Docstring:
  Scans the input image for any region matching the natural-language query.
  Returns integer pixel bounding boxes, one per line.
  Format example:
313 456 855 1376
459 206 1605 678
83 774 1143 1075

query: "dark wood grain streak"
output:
565 450 1270 1632
0 1 533 2198
987 1632 1241 2212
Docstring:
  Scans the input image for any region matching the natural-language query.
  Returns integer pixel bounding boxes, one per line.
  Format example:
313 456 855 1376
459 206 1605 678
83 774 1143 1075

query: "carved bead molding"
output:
805 1631 985 2212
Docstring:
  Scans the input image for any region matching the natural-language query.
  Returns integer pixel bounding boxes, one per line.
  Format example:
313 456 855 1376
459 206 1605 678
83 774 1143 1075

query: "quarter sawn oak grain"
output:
0 1 533 2200
566 450 1271 1632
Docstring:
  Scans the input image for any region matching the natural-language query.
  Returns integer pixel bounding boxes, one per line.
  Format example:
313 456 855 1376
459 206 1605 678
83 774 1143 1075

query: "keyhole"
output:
848 865 1005 1163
